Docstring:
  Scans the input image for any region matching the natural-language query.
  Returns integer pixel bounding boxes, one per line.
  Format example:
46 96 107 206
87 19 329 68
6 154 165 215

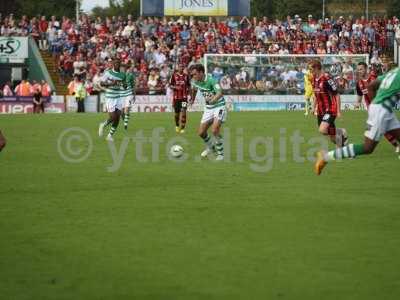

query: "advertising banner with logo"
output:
71 93 364 113
0 101 65 113
66 96 98 112
164 0 228 16
141 0 249 16
0 37 28 59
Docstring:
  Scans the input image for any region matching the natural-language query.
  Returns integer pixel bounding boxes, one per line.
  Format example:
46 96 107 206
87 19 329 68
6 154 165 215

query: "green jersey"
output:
373 67 400 112
191 74 225 109
101 69 126 99
123 72 135 97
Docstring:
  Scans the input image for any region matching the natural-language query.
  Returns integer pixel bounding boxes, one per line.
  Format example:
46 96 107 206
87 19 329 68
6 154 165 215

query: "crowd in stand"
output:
1 13 400 95
1 80 52 97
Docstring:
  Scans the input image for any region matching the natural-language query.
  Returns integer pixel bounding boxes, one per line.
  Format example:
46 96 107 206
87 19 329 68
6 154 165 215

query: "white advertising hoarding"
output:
0 37 28 59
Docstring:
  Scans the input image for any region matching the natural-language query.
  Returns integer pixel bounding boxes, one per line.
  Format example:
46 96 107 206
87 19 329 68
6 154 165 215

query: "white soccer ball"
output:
170 145 184 158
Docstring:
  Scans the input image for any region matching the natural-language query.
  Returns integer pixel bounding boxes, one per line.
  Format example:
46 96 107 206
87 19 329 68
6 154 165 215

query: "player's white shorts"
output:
365 103 400 141
201 106 227 124
105 98 123 112
123 95 135 108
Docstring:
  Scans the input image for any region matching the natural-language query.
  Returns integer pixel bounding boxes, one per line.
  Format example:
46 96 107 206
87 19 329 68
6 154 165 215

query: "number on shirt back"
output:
380 72 396 89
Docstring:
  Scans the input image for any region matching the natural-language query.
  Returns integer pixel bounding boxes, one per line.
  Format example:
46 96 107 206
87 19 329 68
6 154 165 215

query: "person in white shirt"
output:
122 20 135 37
2 82 13 96
153 49 166 66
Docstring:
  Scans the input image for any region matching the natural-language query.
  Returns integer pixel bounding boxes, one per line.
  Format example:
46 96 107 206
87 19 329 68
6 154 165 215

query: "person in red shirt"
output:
355 62 377 109
356 62 399 151
169 63 190 133
38 16 48 50
311 60 348 146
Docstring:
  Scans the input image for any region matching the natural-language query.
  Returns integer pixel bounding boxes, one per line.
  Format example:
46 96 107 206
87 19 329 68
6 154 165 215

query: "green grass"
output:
0 111 399 300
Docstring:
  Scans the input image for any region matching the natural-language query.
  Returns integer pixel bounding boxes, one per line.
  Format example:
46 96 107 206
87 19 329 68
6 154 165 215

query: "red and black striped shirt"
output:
313 73 338 116
356 72 377 107
170 72 190 101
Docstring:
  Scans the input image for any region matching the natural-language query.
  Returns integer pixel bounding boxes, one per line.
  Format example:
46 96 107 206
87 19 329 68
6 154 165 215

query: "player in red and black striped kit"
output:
356 62 400 152
311 60 348 146
170 64 190 133
355 62 377 109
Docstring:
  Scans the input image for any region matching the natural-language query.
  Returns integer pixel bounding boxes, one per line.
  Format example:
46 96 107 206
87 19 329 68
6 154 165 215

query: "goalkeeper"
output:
304 64 314 116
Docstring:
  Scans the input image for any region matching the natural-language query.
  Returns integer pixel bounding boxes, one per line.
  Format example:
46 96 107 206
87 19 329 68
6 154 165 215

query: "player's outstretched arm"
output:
335 94 342 117
189 87 197 105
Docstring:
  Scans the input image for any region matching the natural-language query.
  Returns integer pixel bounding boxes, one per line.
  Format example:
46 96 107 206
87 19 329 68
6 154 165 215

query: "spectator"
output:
147 68 160 95
14 79 32 97
38 16 48 50
41 80 52 97
2 82 13 97
70 75 86 113
32 84 44 113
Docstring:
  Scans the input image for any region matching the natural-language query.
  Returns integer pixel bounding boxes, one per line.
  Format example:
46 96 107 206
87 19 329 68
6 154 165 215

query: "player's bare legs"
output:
386 128 400 152
315 128 400 175
0 130 6 152
383 132 400 152
174 111 180 133
198 120 214 157
318 122 347 147
179 106 187 133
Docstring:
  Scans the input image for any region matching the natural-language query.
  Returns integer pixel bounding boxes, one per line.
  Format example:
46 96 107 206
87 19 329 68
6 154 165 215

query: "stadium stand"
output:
1 14 399 95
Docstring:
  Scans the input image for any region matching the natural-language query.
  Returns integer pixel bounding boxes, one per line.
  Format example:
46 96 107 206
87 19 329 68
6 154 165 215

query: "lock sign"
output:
0 37 28 59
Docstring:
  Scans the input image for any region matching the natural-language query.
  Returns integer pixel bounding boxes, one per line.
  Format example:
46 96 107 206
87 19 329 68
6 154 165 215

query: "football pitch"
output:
0 111 399 299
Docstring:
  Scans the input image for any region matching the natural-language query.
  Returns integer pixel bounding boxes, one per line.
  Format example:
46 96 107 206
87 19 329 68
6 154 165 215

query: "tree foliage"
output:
91 0 140 17
15 0 76 18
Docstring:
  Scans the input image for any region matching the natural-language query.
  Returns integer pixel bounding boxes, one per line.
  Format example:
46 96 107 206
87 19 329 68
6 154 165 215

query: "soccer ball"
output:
170 145 184 158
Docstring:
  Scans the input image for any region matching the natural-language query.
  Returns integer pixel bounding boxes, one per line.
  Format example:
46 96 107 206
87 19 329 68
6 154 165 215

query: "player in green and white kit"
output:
120 64 135 130
190 64 227 161
315 67 400 175
98 59 126 141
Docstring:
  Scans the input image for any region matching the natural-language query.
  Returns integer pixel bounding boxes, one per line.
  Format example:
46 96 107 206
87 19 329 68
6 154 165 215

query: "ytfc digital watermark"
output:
56 127 329 173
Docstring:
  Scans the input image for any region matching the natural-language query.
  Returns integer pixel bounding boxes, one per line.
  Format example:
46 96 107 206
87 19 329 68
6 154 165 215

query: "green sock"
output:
325 144 365 161
124 113 130 127
202 133 214 149
109 125 118 136
103 119 112 127
305 99 309 112
215 135 224 156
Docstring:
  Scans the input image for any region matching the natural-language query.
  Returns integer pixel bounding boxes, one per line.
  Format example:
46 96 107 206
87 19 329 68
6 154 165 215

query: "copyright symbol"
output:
57 127 93 163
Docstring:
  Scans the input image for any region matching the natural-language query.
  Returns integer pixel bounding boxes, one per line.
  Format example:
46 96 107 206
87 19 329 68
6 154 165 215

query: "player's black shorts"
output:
317 113 336 127
173 100 188 113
